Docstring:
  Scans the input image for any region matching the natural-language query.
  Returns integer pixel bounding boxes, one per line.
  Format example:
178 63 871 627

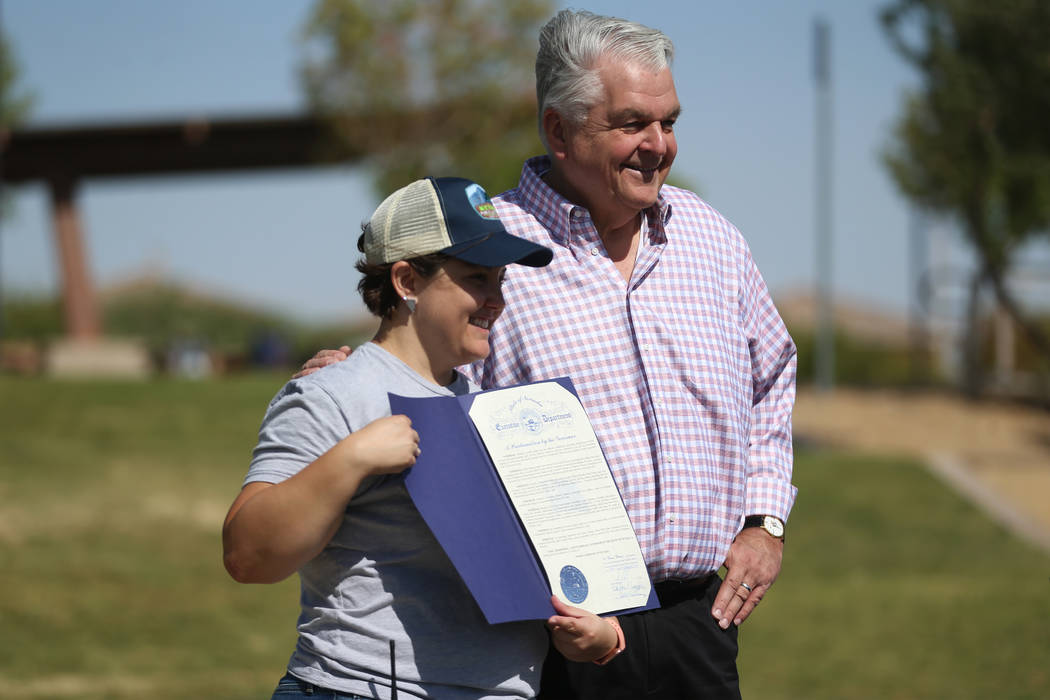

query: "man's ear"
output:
543 108 570 162
390 261 418 300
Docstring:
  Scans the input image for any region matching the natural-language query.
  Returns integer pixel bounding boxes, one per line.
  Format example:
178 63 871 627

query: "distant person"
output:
224 177 623 700
298 10 798 700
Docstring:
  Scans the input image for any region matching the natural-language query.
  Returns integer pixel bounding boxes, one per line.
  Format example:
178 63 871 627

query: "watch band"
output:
743 514 785 541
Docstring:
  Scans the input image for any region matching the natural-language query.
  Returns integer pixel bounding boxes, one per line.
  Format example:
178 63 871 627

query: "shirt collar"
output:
517 156 672 246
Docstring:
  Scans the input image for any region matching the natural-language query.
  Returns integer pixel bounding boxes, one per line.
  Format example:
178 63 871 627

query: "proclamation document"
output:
468 382 651 614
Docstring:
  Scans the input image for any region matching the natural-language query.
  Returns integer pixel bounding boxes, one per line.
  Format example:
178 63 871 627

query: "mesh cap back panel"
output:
368 180 452 263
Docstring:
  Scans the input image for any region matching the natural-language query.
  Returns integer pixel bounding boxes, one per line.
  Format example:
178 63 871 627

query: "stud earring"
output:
402 296 417 313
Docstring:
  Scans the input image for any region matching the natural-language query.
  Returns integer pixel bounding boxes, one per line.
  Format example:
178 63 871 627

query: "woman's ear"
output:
390 261 417 301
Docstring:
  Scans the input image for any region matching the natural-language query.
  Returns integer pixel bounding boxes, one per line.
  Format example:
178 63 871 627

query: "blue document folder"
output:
389 377 659 624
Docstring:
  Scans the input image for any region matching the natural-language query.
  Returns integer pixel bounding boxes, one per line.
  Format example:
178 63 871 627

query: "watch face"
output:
763 515 785 537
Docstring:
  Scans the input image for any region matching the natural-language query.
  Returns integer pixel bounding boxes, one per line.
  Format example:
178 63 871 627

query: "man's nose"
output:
640 122 667 154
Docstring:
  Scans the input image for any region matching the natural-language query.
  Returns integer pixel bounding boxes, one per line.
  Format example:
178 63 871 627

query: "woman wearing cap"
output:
222 177 621 699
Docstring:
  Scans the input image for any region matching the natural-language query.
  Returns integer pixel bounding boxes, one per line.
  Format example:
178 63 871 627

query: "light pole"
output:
813 17 835 391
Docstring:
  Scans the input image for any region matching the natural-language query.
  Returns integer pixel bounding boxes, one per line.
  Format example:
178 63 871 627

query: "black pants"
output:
539 574 741 700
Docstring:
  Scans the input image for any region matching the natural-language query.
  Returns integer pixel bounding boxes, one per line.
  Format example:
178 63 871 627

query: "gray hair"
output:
535 10 675 150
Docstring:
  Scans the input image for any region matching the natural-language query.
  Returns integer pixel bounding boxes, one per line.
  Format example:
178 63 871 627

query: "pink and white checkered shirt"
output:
465 157 798 582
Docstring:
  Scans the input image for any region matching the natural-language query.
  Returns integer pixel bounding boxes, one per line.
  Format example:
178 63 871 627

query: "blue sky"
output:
0 0 1002 323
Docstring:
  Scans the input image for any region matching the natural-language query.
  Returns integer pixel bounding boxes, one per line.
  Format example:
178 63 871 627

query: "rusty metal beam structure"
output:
0 113 350 338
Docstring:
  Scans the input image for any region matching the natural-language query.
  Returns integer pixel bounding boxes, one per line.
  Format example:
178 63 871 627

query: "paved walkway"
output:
792 387 1050 554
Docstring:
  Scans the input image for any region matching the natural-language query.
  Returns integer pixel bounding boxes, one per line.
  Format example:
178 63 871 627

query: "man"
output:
301 10 796 699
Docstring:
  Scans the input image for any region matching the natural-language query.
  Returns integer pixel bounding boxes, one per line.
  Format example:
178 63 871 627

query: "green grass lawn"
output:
738 451 1050 700
0 374 300 699
1 375 1047 699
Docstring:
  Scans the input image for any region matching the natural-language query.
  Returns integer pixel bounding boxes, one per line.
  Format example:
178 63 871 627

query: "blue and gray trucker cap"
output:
363 177 552 268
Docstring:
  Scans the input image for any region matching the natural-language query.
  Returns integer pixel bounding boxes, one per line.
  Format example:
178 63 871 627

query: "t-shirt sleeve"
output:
243 379 351 487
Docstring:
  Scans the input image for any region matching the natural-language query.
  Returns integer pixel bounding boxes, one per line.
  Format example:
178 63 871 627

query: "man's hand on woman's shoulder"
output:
293 345 352 379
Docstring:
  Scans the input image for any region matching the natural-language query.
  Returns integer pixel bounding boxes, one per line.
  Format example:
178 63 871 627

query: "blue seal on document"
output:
559 565 589 604
521 408 543 433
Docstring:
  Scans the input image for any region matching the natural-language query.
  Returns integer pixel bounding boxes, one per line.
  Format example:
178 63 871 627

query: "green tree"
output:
0 33 32 128
880 0 1050 394
300 0 553 197
1 32 33 342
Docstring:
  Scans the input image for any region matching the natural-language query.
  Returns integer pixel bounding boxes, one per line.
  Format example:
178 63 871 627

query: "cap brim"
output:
442 232 553 268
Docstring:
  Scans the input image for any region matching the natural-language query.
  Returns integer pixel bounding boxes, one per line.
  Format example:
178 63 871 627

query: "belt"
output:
653 572 719 606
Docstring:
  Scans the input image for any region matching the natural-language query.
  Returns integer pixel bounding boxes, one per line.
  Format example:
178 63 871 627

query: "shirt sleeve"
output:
738 249 798 522
244 379 351 487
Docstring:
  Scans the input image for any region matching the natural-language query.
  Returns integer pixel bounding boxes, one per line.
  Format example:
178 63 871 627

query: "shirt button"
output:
572 209 583 219
668 513 677 523
590 248 599 256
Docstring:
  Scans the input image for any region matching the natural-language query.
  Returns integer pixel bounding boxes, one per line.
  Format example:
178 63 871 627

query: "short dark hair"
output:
355 229 448 318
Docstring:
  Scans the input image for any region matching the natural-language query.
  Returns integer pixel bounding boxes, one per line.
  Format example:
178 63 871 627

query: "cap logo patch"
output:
465 183 499 220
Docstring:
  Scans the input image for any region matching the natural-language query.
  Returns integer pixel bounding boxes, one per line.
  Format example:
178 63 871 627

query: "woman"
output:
223 177 622 699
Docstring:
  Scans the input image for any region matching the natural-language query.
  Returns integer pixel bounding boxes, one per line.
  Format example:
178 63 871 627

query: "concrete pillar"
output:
50 176 101 339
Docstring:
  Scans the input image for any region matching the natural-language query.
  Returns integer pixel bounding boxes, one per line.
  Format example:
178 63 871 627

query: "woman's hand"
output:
223 414 419 584
546 595 620 663
348 414 421 476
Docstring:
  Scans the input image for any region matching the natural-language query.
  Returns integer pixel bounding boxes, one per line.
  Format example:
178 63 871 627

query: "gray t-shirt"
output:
246 342 546 699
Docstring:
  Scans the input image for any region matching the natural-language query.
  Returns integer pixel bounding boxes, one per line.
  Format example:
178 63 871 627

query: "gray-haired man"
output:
300 10 796 699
